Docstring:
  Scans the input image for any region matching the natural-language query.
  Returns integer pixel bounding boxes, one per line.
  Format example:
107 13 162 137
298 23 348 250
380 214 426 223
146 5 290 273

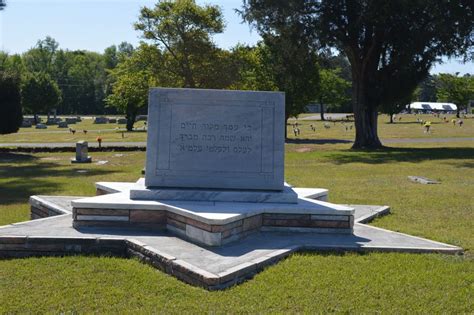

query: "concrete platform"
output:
17 196 462 290
29 195 388 224
0 210 462 290
71 181 350 246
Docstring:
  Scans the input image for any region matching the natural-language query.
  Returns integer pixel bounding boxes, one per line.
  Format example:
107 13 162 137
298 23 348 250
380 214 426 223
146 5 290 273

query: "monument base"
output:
71 180 354 247
130 181 298 204
71 156 92 164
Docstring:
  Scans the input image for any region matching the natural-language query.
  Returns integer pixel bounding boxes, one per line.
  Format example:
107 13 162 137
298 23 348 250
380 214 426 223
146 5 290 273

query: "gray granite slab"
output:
145 88 285 190
0 215 463 276
31 196 388 225
130 182 298 203
71 192 354 225
9 198 459 289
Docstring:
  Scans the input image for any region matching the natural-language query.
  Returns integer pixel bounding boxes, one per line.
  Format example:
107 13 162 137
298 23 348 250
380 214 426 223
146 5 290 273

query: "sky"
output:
0 0 472 75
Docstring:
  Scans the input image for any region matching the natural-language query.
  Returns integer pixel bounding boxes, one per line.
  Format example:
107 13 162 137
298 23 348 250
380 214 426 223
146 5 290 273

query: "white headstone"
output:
145 88 285 191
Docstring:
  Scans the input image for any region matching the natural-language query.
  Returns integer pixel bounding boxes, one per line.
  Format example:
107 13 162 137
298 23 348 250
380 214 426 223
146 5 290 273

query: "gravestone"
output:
71 141 92 163
21 120 32 128
46 118 58 125
73 87 354 247
94 117 108 124
144 88 285 190
58 121 68 128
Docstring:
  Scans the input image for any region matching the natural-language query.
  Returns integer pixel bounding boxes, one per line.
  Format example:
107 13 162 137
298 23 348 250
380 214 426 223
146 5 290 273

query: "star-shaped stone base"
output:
0 194 462 290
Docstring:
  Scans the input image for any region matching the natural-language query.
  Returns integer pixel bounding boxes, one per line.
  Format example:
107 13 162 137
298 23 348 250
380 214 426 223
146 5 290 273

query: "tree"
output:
258 35 320 133
0 72 22 134
134 0 225 88
315 68 350 120
21 72 61 123
106 44 160 131
0 0 6 10
437 73 474 117
242 1 474 148
417 75 437 102
23 36 59 74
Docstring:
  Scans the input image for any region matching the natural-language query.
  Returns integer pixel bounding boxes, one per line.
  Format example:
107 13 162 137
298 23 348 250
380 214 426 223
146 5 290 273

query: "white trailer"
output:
408 102 457 112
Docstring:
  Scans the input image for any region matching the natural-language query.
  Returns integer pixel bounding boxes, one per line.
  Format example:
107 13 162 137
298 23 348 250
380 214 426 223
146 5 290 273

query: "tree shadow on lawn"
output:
383 121 445 125
327 147 474 165
0 152 38 164
0 161 116 205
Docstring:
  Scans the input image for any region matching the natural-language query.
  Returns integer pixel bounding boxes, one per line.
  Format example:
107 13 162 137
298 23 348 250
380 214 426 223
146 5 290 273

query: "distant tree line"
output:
1 0 472 148
0 2 352 133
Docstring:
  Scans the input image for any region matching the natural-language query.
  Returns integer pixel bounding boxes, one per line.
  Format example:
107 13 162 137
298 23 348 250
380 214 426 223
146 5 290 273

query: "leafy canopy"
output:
436 73 474 114
21 72 61 115
135 0 225 88
0 71 22 134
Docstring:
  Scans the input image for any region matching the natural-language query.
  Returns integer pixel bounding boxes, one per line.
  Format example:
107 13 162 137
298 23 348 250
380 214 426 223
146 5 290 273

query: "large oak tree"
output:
242 0 474 148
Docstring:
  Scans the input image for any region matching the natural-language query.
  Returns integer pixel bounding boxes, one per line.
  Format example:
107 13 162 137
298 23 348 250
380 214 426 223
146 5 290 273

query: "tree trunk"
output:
456 107 460 118
320 101 325 121
351 79 383 149
125 106 137 132
284 115 289 139
389 114 394 123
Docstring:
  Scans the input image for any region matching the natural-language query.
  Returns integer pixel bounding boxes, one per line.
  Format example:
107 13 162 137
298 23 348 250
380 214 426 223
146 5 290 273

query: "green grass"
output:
0 118 147 144
1 114 472 144
0 151 144 226
0 141 473 313
287 113 473 140
0 254 472 313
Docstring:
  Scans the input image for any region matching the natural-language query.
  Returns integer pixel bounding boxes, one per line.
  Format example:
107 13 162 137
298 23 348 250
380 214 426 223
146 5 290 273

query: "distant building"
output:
408 102 457 113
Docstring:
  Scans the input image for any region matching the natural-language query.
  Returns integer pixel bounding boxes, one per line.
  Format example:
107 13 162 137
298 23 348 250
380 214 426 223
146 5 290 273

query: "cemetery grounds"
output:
0 114 472 313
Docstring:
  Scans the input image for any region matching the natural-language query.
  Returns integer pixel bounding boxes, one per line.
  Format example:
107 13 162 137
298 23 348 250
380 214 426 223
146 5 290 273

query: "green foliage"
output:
106 44 159 131
316 68 350 119
242 0 474 148
228 40 320 132
21 72 61 117
0 71 22 134
55 50 108 114
260 35 320 122
135 0 226 88
22 36 59 74
416 75 438 102
436 73 474 116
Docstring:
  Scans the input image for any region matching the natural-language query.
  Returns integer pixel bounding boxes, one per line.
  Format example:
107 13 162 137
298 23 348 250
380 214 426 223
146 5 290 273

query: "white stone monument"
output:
71 88 354 246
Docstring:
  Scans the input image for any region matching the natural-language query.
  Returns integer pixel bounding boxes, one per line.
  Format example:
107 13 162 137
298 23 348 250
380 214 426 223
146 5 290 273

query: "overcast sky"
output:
1 0 472 75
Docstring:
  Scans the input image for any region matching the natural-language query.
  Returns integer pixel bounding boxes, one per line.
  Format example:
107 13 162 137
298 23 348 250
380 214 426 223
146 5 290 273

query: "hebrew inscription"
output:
145 88 285 190
169 104 262 173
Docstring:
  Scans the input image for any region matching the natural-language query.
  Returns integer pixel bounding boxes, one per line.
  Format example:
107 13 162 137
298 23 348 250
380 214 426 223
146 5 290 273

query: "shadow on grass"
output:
327 147 474 165
0 153 38 164
383 121 445 125
286 138 353 145
0 160 116 205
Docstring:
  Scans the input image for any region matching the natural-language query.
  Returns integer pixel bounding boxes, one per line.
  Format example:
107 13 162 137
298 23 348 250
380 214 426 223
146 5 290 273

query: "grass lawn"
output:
0 141 473 312
0 118 147 144
1 114 472 144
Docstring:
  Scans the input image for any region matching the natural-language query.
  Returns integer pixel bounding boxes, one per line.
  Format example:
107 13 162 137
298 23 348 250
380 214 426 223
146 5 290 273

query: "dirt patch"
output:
295 147 314 153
